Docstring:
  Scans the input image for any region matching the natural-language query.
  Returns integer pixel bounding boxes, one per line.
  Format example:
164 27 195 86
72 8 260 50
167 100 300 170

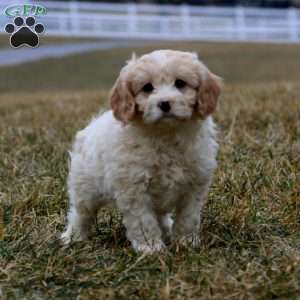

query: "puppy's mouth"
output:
143 113 179 124
156 112 191 124
161 112 177 119
142 107 192 124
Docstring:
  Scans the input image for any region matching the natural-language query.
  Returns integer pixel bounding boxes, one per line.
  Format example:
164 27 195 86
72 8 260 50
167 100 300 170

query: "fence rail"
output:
1 1 300 43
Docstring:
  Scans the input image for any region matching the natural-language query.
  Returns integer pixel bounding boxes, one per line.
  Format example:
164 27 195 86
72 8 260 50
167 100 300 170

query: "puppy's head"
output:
110 50 222 125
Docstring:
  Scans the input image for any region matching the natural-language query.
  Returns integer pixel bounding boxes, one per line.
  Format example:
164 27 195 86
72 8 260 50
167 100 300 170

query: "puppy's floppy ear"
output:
197 70 223 119
110 54 137 123
110 76 135 123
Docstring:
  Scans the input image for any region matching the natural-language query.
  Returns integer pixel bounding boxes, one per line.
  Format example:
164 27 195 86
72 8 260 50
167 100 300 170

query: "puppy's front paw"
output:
177 234 201 249
60 225 88 245
132 240 165 254
61 229 72 245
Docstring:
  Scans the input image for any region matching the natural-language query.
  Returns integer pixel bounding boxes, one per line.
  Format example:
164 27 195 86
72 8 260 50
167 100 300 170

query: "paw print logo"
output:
5 16 45 48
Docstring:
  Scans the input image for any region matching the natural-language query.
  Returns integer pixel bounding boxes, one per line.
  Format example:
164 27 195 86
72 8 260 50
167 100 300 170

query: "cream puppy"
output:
61 50 222 253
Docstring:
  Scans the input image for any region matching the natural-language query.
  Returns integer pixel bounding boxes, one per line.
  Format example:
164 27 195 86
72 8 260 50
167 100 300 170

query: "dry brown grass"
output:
1 42 300 299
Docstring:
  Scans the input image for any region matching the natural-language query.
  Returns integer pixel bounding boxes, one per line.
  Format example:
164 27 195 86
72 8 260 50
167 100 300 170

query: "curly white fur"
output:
61 50 222 253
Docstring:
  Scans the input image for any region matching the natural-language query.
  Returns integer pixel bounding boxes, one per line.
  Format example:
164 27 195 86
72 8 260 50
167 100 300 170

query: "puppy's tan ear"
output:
197 71 223 119
110 55 137 123
110 76 135 124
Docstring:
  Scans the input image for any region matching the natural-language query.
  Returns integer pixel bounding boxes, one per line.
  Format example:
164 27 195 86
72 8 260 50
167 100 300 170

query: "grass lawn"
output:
1 42 300 93
0 42 300 299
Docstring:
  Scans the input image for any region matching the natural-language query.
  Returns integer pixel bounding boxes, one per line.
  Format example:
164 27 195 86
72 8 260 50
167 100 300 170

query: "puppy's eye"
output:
175 79 187 89
142 83 154 93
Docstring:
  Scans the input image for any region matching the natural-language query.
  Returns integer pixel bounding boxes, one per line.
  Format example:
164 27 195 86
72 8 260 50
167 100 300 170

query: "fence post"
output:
128 3 137 37
288 8 298 42
236 6 246 41
61 14 68 34
70 1 79 35
181 4 190 37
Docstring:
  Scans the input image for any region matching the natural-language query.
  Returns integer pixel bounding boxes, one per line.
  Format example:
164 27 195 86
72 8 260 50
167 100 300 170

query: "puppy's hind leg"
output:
61 158 104 244
61 204 96 244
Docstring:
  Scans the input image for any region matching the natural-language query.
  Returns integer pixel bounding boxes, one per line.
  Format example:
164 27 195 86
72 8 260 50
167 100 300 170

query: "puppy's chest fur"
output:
114 134 201 213
147 145 199 212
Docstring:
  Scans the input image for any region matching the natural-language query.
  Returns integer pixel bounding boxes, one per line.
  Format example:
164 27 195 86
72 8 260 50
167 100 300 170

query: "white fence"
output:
1 1 300 43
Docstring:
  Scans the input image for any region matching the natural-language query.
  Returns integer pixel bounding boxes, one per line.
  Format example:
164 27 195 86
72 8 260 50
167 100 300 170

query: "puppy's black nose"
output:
158 101 171 113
